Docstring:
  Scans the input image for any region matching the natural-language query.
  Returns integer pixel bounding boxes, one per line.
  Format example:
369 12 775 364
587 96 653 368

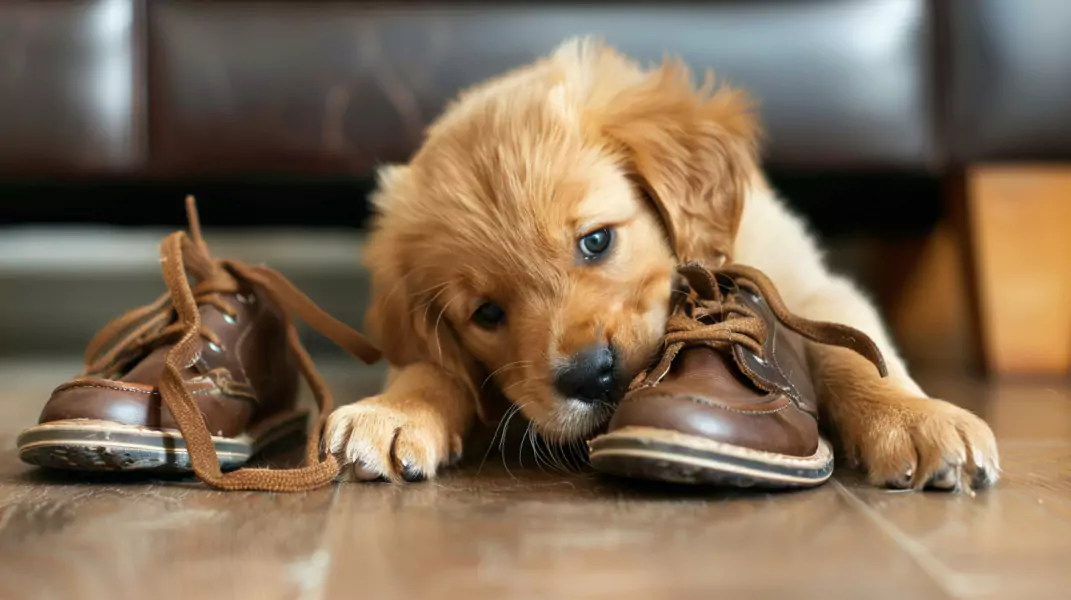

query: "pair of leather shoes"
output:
17 198 381 492
588 262 888 489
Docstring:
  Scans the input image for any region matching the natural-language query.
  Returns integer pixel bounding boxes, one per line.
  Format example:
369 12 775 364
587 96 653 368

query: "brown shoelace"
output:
83 197 381 492
630 261 888 390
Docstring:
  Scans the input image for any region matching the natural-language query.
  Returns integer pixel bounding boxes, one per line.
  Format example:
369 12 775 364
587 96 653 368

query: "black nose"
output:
555 345 615 403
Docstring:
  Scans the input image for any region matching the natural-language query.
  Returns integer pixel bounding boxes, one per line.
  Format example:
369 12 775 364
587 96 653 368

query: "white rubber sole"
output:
17 411 308 473
588 426 834 488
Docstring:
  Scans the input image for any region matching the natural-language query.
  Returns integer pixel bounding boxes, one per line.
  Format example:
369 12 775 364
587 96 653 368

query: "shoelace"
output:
83 197 381 492
630 262 888 390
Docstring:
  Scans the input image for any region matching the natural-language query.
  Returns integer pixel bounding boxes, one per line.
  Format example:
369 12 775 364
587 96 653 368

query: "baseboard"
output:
0 226 371 357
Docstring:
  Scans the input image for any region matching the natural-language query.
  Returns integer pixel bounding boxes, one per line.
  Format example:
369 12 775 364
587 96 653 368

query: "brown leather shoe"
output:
588 262 888 489
17 197 381 492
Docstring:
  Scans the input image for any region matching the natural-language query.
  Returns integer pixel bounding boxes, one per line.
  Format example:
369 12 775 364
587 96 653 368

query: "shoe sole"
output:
588 426 833 489
15 410 308 473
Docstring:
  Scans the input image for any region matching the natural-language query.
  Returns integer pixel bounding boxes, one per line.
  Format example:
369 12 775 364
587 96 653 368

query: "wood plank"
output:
0 449 339 600
317 465 949 599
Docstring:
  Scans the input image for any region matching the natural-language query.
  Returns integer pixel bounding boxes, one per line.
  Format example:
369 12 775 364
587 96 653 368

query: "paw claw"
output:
449 434 464 465
401 463 426 483
926 466 960 491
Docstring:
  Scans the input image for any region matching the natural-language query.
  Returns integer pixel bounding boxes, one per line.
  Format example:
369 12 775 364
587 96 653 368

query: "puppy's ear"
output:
596 55 760 263
362 166 490 417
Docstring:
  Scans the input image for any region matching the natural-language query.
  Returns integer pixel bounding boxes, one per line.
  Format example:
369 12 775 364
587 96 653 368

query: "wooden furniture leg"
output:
967 166 1071 377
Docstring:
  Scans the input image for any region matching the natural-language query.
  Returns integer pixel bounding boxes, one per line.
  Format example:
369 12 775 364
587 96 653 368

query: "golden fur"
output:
325 38 1000 490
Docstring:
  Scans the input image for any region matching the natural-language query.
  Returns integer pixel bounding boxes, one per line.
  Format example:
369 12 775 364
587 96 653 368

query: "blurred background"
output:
2 0 1070 380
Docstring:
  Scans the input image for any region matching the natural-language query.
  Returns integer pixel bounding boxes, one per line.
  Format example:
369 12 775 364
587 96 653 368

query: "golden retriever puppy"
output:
325 38 1000 490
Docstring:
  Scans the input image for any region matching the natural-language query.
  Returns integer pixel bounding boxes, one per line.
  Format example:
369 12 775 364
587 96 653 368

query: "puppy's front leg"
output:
326 362 474 482
797 276 1000 491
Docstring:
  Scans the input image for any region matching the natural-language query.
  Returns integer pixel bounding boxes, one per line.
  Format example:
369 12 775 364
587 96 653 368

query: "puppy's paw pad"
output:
854 399 1000 493
325 399 456 483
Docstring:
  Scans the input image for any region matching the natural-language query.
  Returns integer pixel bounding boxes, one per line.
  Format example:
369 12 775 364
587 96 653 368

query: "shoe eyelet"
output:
223 313 238 325
207 341 224 353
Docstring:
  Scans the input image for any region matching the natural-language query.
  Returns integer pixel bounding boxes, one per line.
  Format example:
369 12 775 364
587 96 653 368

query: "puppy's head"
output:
363 38 760 442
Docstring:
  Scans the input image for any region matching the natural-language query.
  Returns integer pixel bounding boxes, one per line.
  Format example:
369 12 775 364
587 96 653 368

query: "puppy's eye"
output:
472 301 506 329
578 227 613 260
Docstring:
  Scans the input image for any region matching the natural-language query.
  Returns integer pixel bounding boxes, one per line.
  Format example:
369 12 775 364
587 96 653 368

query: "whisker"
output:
409 280 451 304
481 361 533 391
537 433 557 472
562 438 580 472
573 438 591 470
478 402 523 475
520 421 532 471
524 421 545 473
553 438 574 474
540 436 560 473
556 437 576 474
497 401 529 481
432 294 460 365
380 265 435 307
417 284 452 321
528 422 550 474
500 401 525 456
500 375 543 396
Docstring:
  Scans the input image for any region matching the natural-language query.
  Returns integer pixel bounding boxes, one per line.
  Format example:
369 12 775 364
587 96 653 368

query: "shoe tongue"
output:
121 346 176 387
672 344 764 394
677 345 726 371
112 302 218 385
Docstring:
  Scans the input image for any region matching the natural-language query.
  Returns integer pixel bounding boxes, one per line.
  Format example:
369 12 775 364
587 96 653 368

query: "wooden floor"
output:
1 360 1071 599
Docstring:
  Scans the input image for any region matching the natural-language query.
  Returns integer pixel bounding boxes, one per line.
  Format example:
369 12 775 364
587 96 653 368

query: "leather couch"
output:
0 0 940 179
4 0 1069 178
1 0 1069 375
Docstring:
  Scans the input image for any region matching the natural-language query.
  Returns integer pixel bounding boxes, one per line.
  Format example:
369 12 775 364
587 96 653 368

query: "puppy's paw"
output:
325 397 463 483
840 396 1000 493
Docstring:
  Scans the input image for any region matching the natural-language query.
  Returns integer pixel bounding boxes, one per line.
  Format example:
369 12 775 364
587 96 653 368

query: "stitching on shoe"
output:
766 327 805 407
62 383 214 396
200 368 258 403
683 394 793 415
